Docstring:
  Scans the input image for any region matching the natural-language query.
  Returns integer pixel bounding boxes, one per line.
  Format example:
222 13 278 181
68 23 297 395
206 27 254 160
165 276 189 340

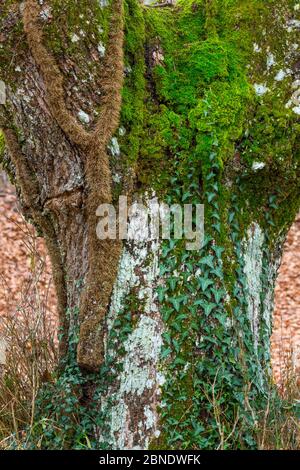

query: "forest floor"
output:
0 175 299 386
271 214 300 387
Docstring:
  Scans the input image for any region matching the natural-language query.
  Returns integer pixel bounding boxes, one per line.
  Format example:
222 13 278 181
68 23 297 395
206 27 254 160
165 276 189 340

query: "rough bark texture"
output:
0 0 299 450
1 0 125 368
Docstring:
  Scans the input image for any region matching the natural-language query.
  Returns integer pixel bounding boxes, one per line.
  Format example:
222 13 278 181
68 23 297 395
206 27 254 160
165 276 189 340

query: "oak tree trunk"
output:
0 0 299 450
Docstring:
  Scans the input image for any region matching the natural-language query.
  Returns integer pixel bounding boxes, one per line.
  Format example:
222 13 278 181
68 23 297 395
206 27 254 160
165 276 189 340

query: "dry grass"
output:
0 220 58 449
202 361 300 450
256 352 300 450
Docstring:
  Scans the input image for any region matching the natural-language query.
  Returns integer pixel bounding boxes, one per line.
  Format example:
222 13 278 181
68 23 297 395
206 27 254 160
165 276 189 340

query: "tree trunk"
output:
0 0 299 450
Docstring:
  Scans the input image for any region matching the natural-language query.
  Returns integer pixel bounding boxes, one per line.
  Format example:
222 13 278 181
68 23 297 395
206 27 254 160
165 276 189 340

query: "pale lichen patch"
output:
71 33 80 43
108 137 120 157
101 194 165 450
77 109 90 124
97 42 106 57
274 69 289 81
252 161 266 171
254 83 269 96
266 51 276 69
243 223 264 352
253 43 261 53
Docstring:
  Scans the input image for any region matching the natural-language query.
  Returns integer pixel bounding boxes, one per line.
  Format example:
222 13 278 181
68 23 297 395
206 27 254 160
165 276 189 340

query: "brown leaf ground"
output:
272 214 300 386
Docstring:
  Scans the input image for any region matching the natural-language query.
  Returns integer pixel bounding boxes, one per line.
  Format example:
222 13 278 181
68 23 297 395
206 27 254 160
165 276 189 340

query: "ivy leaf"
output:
169 297 181 312
202 335 218 344
194 300 217 316
199 255 215 269
161 347 172 359
228 211 235 224
211 266 223 279
182 191 192 202
212 222 221 233
197 277 214 292
172 338 180 353
168 277 178 292
161 306 173 322
163 331 172 345
233 286 240 298
211 288 226 304
192 423 205 436
157 286 168 303
185 262 194 272
173 357 187 366
212 245 225 258
215 311 228 327
211 211 220 220
206 192 216 203
202 302 216 317
169 296 187 312
175 313 188 323
206 171 215 181
205 172 216 181
202 234 213 248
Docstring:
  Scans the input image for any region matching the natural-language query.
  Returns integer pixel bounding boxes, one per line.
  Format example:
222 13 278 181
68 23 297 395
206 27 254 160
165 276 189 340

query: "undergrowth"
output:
0 209 58 448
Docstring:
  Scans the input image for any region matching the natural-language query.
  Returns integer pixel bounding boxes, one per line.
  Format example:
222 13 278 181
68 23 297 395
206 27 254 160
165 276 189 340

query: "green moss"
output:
119 0 146 165
44 0 111 55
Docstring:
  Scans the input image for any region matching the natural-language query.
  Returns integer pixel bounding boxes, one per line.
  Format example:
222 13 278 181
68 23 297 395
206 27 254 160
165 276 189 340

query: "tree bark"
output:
0 0 299 450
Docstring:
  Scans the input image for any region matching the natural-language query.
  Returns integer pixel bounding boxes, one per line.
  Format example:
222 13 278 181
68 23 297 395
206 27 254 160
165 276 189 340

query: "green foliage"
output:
16 308 109 450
